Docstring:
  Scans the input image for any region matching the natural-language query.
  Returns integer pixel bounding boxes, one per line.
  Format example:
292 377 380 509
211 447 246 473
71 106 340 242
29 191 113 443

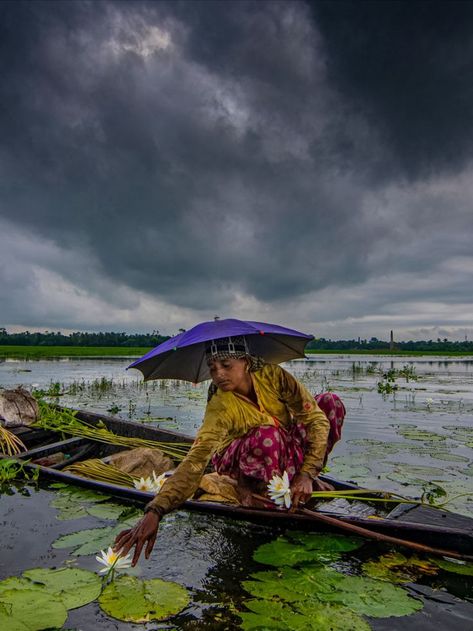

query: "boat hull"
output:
8 407 473 556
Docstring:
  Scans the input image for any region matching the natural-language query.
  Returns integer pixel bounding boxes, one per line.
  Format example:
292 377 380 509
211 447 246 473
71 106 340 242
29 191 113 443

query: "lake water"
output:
1 354 473 629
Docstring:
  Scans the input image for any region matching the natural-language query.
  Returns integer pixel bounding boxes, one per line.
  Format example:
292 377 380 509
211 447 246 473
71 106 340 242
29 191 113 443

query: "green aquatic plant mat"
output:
402 446 469 462
243 566 423 618
50 482 111 502
0 587 67 631
86 502 140 521
362 552 439 583
347 439 404 453
50 484 139 522
239 599 370 631
429 557 473 576
253 537 336 567
52 517 139 555
98 575 189 623
286 532 363 553
22 567 101 609
443 425 473 446
395 427 446 442
253 533 363 567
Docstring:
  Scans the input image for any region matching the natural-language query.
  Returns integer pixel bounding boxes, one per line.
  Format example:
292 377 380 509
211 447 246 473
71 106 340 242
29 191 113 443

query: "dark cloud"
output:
0 0 472 338
310 0 473 178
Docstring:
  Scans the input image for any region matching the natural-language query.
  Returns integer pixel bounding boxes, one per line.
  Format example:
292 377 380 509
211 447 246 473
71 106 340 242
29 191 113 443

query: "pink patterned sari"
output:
212 392 345 482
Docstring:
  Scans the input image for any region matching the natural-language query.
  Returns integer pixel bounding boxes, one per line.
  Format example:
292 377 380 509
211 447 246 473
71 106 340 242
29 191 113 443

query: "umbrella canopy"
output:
128 318 313 383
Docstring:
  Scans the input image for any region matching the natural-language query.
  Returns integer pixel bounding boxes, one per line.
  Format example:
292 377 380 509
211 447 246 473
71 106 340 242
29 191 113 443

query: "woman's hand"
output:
114 511 160 566
290 472 314 509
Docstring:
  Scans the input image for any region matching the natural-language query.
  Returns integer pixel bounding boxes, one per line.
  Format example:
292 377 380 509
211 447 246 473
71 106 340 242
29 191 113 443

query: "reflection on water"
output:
1 355 473 628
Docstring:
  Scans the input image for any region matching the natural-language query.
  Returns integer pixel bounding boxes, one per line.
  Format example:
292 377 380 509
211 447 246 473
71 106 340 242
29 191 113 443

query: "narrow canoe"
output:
7 407 473 556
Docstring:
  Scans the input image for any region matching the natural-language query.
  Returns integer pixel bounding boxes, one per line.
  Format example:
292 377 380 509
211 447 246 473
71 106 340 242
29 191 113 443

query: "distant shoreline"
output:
1 345 472 359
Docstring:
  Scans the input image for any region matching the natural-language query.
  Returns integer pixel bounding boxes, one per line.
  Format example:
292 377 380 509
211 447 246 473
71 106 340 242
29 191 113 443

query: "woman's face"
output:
208 357 250 393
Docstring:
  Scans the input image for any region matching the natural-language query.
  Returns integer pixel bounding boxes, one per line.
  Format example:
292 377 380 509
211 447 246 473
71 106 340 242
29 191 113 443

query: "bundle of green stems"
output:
0 426 26 456
34 402 190 461
65 459 137 487
310 488 467 510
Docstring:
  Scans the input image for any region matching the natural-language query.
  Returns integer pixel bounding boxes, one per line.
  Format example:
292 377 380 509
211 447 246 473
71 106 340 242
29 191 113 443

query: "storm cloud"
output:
1 0 472 340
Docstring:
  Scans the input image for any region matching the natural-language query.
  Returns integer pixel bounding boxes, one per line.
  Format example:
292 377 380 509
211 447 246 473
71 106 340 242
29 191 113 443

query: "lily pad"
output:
362 552 439 583
239 599 370 630
386 463 445 479
253 537 336 567
430 557 473 576
98 575 189 622
0 587 67 630
50 483 111 502
23 567 101 609
86 503 137 521
396 428 446 442
52 522 133 556
286 532 363 553
403 446 469 463
243 565 423 618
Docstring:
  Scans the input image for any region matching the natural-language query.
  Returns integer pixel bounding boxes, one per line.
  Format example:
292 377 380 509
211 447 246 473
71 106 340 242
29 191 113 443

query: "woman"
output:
115 335 345 565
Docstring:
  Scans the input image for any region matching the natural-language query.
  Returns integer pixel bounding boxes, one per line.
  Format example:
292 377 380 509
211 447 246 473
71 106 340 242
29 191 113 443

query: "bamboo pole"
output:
251 494 473 562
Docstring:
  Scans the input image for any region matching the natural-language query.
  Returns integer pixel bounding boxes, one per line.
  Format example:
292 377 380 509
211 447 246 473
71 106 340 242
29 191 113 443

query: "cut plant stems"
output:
34 402 190 460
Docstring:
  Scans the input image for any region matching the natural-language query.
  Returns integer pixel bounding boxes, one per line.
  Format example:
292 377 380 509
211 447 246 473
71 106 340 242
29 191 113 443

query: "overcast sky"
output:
1 0 472 341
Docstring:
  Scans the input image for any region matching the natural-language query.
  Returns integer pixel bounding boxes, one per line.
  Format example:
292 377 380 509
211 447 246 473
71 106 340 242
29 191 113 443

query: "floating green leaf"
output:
429 557 473 576
239 599 371 630
22 567 101 609
52 522 132 555
86 502 138 521
362 553 439 583
286 532 363 553
243 565 423 618
50 483 111 502
98 575 189 622
396 428 446 442
253 537 336 567
0 587 67 630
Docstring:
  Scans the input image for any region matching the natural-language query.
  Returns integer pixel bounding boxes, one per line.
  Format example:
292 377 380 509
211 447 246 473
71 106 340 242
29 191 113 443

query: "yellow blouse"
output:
147 363 330 515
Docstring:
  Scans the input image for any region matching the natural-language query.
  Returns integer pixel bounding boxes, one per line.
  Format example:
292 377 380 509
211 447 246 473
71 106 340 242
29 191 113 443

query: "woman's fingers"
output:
113 513 161 565
114 528 133 552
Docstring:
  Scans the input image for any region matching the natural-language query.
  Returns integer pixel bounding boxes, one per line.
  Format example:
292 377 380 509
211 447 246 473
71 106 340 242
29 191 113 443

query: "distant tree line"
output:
0 329 169 347
306 337 473 352
1 328 472 352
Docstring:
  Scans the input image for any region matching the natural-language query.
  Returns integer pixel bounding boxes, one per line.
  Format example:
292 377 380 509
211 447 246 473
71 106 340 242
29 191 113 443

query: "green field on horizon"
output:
0 345 472 359
0 345 152 358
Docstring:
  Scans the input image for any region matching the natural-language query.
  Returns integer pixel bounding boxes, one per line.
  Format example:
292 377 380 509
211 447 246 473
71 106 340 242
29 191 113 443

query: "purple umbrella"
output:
128 318 313 383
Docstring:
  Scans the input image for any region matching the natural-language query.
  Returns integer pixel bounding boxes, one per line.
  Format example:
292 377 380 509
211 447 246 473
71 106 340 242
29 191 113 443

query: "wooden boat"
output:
7 407 473 557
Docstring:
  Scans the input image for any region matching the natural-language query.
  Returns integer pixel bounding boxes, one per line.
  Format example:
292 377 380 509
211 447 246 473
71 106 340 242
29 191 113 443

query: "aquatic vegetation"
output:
267 471 292 508
395 426 447 442
0 457 38 484
0 426 26 455
35 401 190 459
0 567 102 630
242 565 423 619
362 552 439 583
430 557 473 576
239 599 371 631
98 575 189 623
253 534 362 567
53 517 139 556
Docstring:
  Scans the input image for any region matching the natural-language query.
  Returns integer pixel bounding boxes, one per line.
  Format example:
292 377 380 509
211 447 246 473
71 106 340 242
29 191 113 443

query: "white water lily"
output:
96 547 132 574
151 471 167 493
133 476 156 492
267 471 292 509
133 471 167 493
